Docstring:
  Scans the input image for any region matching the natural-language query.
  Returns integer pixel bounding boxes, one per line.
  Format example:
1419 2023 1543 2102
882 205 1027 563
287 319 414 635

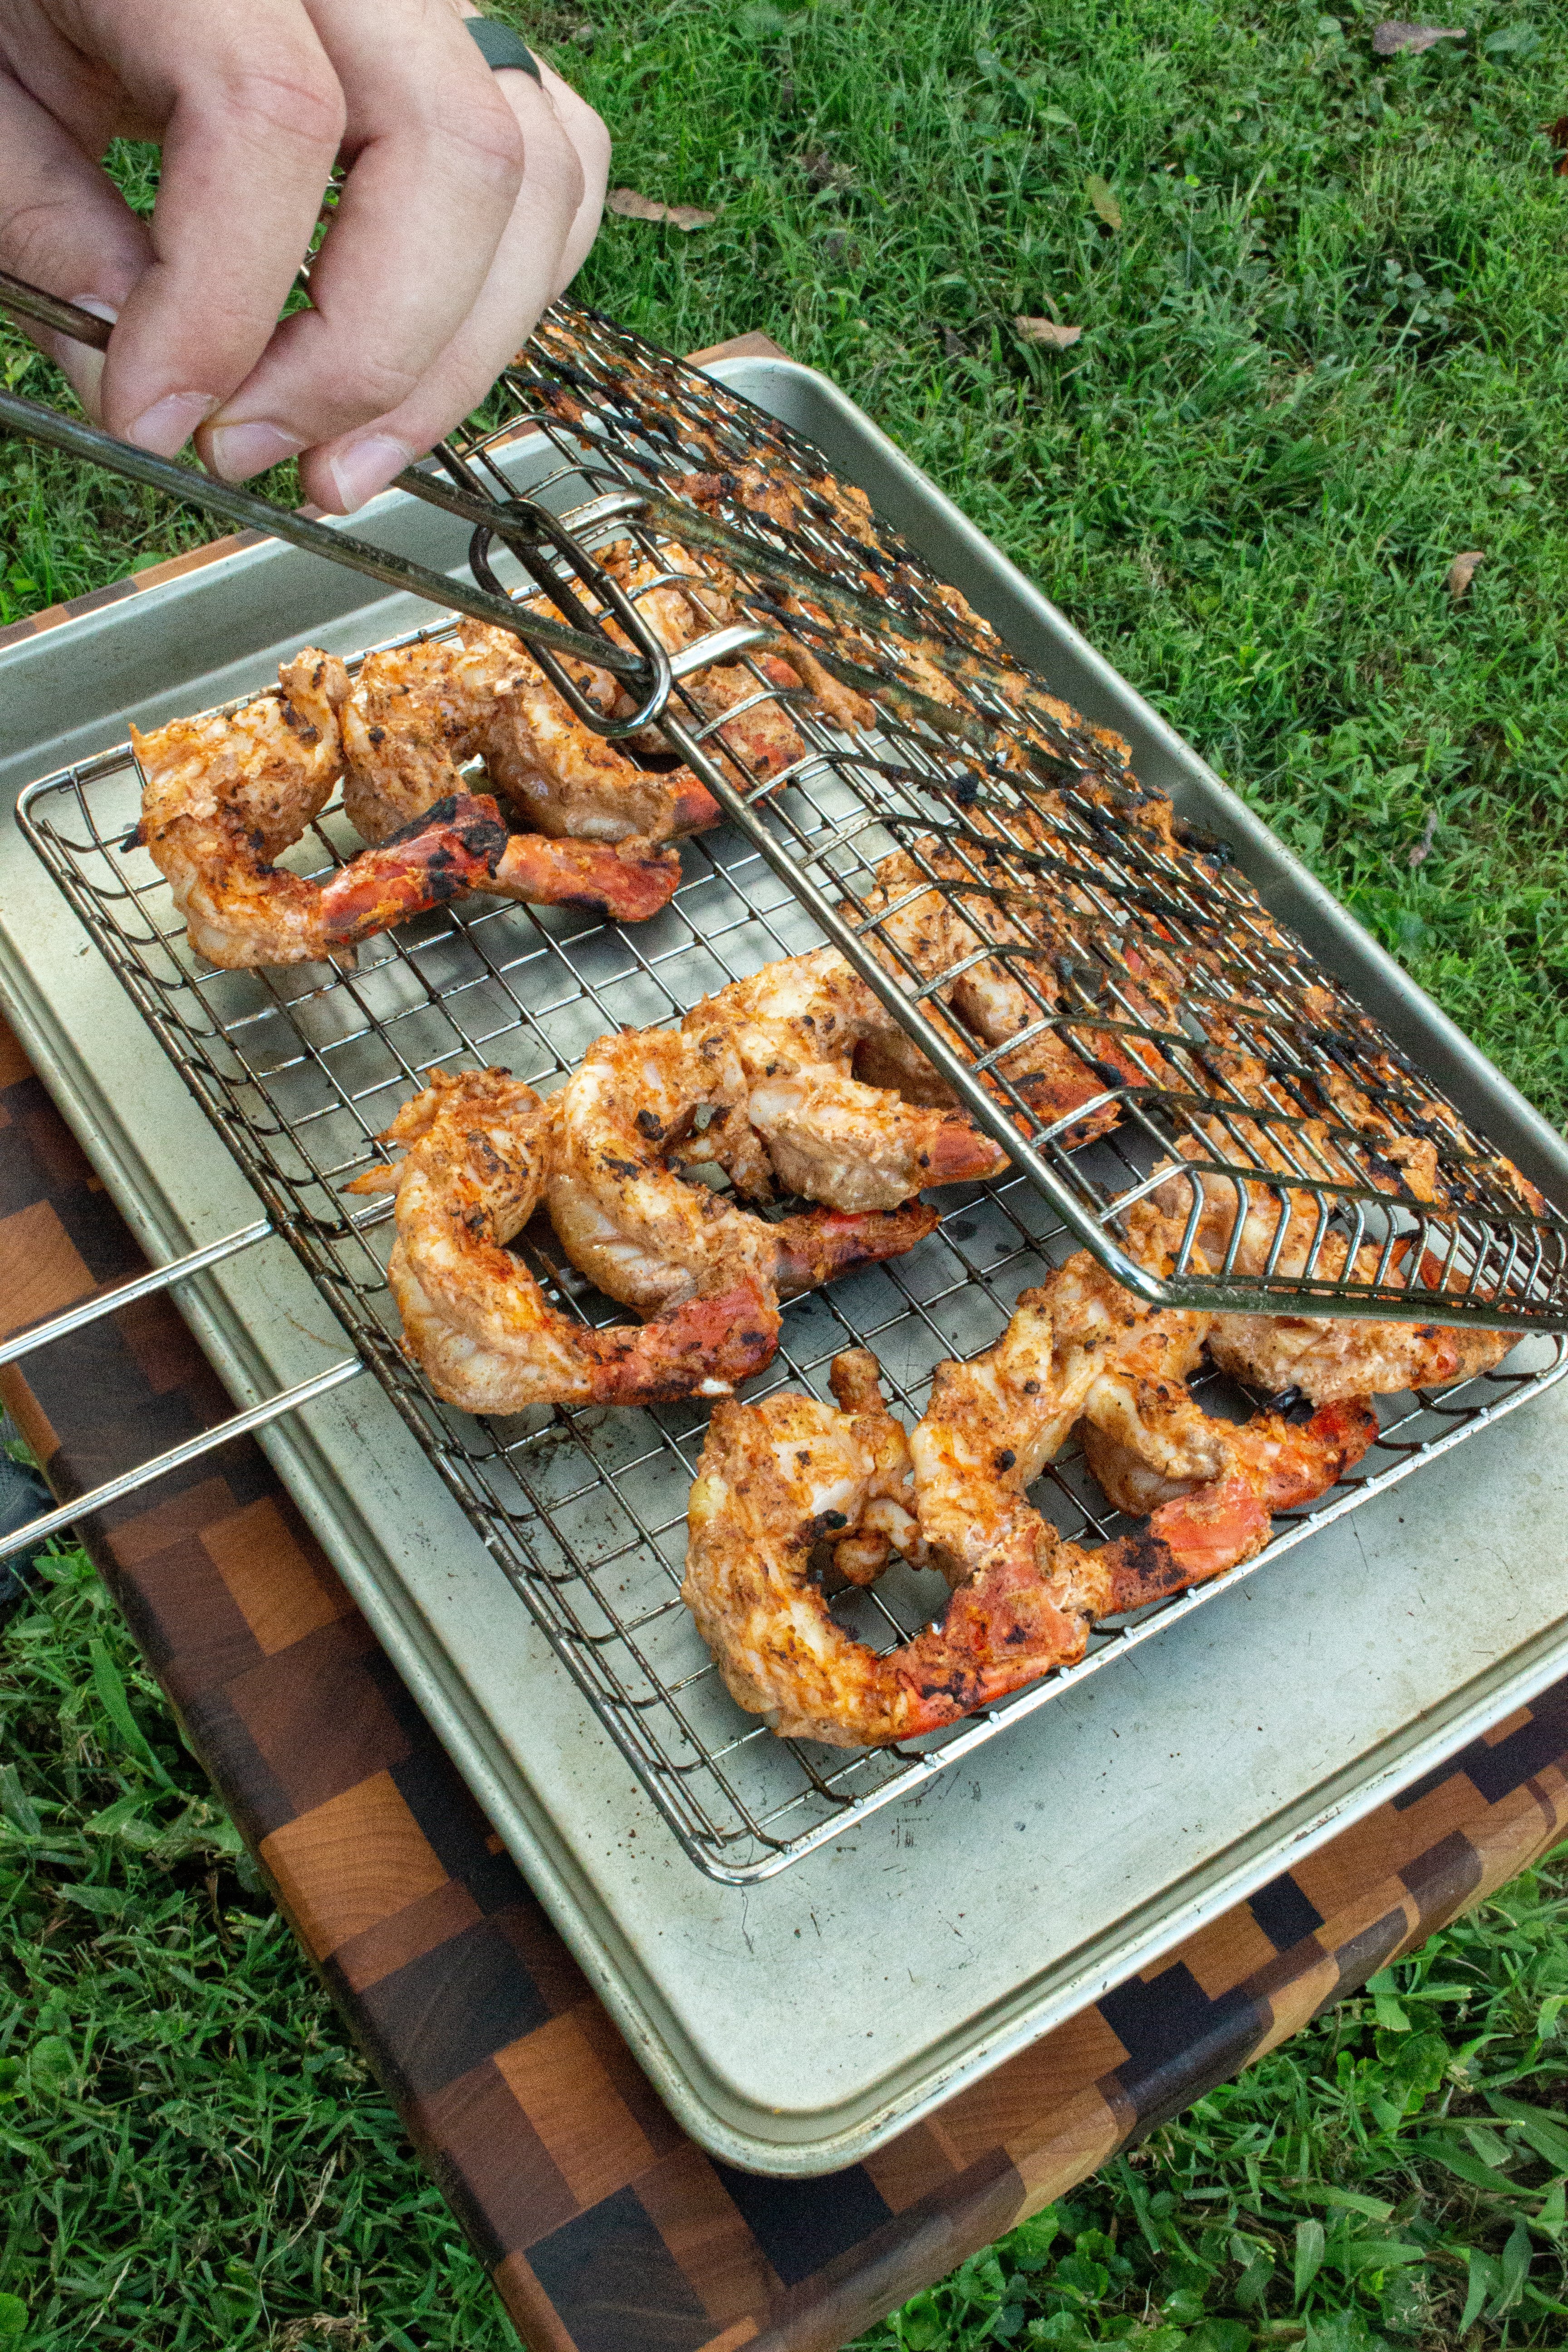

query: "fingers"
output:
79 0 347 451
0 0 607 493
198 0 527 487
0 67 151 416
535 56 610 293
292 62 610 511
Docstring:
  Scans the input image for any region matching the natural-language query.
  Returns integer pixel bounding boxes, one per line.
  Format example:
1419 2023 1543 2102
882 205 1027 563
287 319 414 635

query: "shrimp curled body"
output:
355 1069 777 1412
136 649 692 967
547 947 1004 1338
683 1226 1382 1746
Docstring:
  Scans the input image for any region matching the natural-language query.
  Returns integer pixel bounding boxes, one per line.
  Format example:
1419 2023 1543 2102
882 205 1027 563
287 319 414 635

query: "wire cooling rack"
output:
19 682 1568 1879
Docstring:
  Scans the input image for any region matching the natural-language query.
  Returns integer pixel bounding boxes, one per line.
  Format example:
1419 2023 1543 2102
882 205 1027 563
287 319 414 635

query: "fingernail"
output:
126 391 221 457
206 420 307 482
54 300 118 419
326 434 415 514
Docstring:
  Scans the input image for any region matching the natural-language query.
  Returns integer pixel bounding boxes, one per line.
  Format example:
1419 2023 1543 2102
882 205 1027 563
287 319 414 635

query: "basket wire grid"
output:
17 669 1568 1879
465 302 1568 1333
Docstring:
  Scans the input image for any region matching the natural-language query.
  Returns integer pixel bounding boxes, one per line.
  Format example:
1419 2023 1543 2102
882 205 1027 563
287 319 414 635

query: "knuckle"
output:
215 56 347 155
436 86 526 192
330 348 426 421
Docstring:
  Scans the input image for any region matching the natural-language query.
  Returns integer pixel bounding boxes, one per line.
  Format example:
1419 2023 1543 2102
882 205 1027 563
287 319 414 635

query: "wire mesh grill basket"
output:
16 297 1568 1877
486 305 1567 1330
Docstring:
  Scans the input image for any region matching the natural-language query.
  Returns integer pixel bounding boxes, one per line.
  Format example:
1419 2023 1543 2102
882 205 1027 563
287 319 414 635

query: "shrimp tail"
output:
491 832 682 921
1098 1473 1273 1612
1265 1396 1379 1507
668 775 724 835
772 1201 941 1294
585 1276 779 1403
319 792 510 946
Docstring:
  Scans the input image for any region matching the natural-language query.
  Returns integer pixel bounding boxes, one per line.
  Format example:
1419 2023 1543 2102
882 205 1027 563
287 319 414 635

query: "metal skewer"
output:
0 269 661 697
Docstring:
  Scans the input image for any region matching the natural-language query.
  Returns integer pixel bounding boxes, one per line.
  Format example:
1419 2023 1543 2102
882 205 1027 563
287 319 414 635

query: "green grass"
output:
5 0 1568 2343
8 1541 1568 2350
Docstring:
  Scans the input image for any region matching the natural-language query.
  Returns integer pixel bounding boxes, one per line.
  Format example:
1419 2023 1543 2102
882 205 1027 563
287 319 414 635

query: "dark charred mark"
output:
368 725 386 745
601 1155 643 1178
994 1448 1016 1472
1172 815 1235 867
636 1109 666 1141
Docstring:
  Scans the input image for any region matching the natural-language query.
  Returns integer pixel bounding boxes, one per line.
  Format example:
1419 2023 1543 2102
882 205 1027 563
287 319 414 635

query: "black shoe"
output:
0 1447 51 1624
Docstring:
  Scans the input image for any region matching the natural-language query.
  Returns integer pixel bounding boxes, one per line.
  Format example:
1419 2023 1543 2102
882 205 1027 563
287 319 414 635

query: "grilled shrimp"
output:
133 653 560 969
1204 1310 1514 1404
847 844 1176 1140
1040 1247 1380 1519
1146 1142 1518 1401
597 542 815 786
341 626 719 854
548 946 1001 1330
546 1020 942 1357
683 946 1008 1210
349 1068 776 1412
683 1324 1331 1749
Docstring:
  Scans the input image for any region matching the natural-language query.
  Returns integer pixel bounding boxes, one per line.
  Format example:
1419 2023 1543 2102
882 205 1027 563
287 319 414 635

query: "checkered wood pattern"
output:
5 357 1568 2348
7 1013 1568 2352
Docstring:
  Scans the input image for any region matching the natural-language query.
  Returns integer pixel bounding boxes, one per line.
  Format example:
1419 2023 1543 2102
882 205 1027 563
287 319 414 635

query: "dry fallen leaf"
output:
1014 315 1084 350
1408 808 1438 869
1543 114 1568 175
1085 174 1122 230
607 187 718 230
1371 20 1466 54
1446 549 1486 599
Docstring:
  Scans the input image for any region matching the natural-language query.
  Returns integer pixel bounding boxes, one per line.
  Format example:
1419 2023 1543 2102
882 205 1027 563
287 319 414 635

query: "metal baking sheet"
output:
3 351 1568 2175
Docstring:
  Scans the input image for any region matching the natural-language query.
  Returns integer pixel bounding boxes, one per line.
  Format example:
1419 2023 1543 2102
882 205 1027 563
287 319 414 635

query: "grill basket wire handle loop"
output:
467 497 673 735
0 271 663 722
0 1216 363 1567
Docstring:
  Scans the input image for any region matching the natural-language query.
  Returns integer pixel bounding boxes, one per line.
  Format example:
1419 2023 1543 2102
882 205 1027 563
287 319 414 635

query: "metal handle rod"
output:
0 1355 364 1566
0 1218 274 1371
0 267 113 349
0 380 645 679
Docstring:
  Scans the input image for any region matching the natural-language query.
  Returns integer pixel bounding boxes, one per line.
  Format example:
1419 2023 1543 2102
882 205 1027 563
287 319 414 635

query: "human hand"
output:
0 0 608 508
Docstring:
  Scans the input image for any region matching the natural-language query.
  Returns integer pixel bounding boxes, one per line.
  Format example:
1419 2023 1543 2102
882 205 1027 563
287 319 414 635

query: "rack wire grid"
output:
15 297 1568 1878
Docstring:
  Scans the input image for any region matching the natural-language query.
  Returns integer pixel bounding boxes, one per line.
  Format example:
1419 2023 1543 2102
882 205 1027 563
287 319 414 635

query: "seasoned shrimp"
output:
546 1019 942 1350
683 1328 1321 1749
1146 1140 1518 1400
133 654 548 969
597 542 814 786
848 845 1175 1141
1204 1310 1513 1404
341 626 719 852
350 1069 777 1413
547 947 1001 1331
684 946 1008 1211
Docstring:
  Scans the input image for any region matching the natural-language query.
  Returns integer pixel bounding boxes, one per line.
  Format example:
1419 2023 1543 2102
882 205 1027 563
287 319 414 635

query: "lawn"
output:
3 0 1568 2344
